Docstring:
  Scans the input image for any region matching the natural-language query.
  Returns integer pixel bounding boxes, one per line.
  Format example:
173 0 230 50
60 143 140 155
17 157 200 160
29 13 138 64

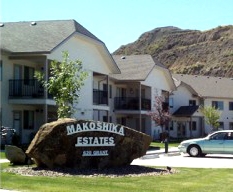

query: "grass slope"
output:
1 162 233 192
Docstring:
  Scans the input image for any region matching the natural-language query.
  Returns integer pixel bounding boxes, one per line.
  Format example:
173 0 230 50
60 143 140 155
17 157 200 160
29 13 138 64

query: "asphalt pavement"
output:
132 147 233 168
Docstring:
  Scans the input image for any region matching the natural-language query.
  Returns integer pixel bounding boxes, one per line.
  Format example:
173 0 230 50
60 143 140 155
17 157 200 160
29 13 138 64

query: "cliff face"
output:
113 25 233 78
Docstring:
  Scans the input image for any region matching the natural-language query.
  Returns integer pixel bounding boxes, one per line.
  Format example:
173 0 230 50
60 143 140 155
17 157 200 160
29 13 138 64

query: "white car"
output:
178 130 233 157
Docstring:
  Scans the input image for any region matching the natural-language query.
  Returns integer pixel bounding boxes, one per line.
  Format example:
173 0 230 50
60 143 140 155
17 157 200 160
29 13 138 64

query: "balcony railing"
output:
9 79 44 98
93 89 108 105
114 97 151 110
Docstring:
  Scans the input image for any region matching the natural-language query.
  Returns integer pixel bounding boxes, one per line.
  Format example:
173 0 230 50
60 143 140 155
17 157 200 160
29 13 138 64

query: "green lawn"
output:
150 141 180 149
1 151 6 159
2 145 232 192
1 162 233 192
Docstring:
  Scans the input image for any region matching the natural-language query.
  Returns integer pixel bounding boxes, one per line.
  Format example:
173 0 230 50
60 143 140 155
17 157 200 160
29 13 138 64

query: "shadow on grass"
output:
4 165 174 177
148 146 160 151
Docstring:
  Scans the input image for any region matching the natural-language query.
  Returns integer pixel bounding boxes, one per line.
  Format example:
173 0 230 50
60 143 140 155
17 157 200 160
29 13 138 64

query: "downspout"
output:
44 58 49 123
139 82 142 132
97 75 109 122
190 116 192 138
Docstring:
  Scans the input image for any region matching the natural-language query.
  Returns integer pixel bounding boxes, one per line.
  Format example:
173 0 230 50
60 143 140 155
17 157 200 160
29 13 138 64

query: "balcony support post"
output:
44 58 49 123
43 104 48 123
44 59 49 99
107 75 109 106
139 82 142 132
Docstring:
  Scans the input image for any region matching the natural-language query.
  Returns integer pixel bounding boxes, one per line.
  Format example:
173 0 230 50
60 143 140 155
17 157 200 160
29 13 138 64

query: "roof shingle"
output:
111 55 157 81
0 20 103 53
173 74 233 98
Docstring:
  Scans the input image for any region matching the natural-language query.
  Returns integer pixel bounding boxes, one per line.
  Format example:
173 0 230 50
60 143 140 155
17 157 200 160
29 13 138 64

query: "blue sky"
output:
1 0 233 52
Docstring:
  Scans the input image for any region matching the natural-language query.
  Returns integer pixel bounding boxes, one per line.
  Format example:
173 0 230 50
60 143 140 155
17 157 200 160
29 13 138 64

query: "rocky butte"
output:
26 118 152 169
113 25 233 78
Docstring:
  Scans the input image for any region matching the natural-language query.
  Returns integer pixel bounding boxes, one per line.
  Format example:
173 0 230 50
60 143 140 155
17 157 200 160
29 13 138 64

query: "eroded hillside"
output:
113 25 233 77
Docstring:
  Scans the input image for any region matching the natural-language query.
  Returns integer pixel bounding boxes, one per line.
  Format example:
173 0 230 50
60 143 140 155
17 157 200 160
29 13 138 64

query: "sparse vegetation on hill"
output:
113 25 233 77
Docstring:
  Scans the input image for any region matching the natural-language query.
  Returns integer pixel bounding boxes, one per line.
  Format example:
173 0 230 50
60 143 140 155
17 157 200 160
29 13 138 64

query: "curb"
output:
159 152 181 157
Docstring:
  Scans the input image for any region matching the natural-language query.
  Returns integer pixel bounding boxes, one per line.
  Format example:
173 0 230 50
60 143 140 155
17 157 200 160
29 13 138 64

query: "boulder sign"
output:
26 118 152 169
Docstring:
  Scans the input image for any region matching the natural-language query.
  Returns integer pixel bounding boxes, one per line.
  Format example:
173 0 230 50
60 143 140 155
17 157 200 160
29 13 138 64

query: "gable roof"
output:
173 74 233 99
0 20 103 53
173 106 199 117
111 55 161 81
173 78 200 97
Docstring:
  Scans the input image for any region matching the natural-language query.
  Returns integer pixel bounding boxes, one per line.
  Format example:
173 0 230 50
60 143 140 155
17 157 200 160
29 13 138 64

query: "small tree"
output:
147 95 170 140
35 51 88 118
200 105 221 131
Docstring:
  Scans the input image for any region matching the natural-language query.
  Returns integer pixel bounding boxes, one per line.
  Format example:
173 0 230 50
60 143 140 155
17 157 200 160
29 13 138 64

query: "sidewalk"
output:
0 159 9 163
145 147 180 156
147 147 180 154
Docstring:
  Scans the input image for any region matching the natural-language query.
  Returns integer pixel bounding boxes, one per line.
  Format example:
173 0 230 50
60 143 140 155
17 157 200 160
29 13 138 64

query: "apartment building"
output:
170 74 233 138
0 20 120 144
0 20 176 144
111 55 176 137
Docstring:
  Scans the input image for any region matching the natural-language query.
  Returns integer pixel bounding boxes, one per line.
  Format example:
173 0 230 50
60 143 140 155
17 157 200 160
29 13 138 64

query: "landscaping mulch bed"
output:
4 165 178 178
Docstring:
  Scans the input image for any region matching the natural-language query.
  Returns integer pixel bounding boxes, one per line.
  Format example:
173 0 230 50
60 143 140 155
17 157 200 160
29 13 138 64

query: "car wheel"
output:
187 145 201 157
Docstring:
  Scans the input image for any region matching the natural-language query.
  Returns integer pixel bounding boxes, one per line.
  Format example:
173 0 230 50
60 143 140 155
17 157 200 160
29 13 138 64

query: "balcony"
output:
114 97 151 110
9 79 44 98
93 89 108 105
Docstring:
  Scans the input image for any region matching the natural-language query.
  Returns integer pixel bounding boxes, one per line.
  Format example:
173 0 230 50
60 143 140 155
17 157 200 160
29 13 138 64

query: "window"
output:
117 117 126 126
212 101 224 110
169 98 173 108
109 85 112 98
24 66 34 85
229 102 233 111
103 84 107 91
169 121 174 131
23 110 34 129
229 122 233 130
13 111 22 133
109 116 112 123
218 122 224 129
103 116 108 122
190 121 197 131
102 115 111 123
141 89 146 98
211 132 233 140
210 132 227 140
24 66 34 79
121 88 126 98
189 100 196 106
226 132 233 140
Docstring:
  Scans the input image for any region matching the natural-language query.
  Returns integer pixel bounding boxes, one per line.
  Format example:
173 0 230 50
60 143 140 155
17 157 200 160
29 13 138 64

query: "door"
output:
13 111 22 142
204 132 226 153
135 118 146 133
177 122 186 138
116 87 127 109
13 65 22 96
224 132 233 154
